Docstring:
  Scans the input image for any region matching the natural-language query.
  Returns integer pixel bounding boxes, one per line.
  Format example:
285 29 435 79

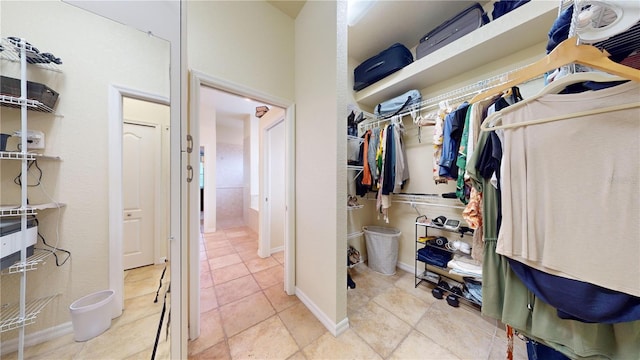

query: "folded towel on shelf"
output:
452 253 481 266
447 255 482 277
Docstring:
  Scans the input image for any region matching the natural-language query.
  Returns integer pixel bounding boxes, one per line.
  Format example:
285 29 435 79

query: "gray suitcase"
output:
417 3 489 60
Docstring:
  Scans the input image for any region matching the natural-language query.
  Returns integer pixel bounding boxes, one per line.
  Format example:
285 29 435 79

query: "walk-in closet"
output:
346 0 639 359
1 1 638 359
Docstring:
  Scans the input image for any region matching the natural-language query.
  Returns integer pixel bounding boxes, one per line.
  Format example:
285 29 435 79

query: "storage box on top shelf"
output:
0 75 59 110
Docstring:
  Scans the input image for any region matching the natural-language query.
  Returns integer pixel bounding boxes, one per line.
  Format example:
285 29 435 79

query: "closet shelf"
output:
0 95 55 113
0 37 61 72
416 272 481 309
3 249 51 274
347 165 364 180
0 151 61 161
0 203 66 217
0 295 58 333
348 231 364 239
354 0 559 108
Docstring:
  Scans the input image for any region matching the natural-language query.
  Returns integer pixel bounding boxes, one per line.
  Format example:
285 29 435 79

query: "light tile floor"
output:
3 264 170 359
5 223 529 360
189 225 529 360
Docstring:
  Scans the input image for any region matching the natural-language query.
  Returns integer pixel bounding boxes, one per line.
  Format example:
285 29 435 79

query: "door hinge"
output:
186 134 193 153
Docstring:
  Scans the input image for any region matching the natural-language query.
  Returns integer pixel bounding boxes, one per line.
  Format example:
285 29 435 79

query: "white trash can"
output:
363 226 401 275
69 289 115 342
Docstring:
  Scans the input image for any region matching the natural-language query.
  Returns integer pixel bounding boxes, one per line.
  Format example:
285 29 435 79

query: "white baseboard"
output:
270 246 284 254
396 261 414 275
295 287 349 337
0 322 73 356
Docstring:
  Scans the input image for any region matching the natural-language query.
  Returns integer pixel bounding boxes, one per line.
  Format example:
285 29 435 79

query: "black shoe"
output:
347 274 356 289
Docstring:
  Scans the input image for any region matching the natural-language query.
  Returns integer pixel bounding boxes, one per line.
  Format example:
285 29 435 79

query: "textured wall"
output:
216 142 244 221
0 0 169 344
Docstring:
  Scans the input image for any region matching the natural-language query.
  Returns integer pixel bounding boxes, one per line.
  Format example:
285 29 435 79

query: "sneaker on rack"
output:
348 246 361 265
347 195 359 207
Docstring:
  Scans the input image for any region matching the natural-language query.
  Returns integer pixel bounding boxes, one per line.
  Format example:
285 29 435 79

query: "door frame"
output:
108 85 169 316
188 70 296 340
260 117 285 258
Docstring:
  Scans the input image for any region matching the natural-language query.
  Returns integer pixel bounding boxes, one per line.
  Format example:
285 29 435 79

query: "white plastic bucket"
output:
69 289 115 342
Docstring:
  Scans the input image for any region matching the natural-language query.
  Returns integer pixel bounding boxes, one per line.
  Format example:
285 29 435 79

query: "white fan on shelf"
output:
575 0 640 43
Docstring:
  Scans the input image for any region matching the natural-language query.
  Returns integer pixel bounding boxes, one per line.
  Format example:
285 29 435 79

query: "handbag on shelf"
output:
374 89 421 118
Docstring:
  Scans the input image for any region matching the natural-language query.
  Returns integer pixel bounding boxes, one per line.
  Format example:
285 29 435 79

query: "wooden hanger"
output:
479 72 633 131
470 37 640 104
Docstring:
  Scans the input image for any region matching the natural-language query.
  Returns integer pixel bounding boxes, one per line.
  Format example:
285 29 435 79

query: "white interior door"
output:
266 120 286 252
123 121 158 269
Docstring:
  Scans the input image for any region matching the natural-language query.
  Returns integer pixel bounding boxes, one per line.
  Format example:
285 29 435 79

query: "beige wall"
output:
0 0 169 345
216 124 243 146
199 94 217 233
187 1 295 102
215 141 244 222
295 1 349 330
188 0 295 238
215 123 243 224
243 115 259 233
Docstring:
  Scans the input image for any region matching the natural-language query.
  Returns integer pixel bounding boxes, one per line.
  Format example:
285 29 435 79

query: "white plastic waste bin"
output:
69 289 115 341
363 226 401 275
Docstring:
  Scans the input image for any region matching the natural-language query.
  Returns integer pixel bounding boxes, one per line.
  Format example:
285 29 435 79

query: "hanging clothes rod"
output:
359 114 404 132
363 193 466 210
360 67 545 132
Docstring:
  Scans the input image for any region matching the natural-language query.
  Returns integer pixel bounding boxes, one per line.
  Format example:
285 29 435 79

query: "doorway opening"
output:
188 71 295 340
122 97 170 271
108 86 169 318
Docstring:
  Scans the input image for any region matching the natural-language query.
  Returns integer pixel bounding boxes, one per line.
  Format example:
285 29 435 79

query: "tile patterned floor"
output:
189 225 529 360
3 263 170 359
5 223 529 359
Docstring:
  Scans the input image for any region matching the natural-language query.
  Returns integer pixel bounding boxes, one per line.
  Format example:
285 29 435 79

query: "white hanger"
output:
537 71 626 95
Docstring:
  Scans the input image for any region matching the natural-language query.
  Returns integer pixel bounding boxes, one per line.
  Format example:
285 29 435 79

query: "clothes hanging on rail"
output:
497 81 639 297
361 130 372 186
432 107 450 184
393 122 410 193
361 121 409 223
507 258 640 324
368 127 380 184
454 106 473 204
456 95 504 205
474 81 640 359
439 102 469 179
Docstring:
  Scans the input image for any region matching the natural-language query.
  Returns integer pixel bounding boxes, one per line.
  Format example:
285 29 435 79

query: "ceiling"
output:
266 1 484 63
267 0 306 19
210 1 486 121
200 86 272 129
